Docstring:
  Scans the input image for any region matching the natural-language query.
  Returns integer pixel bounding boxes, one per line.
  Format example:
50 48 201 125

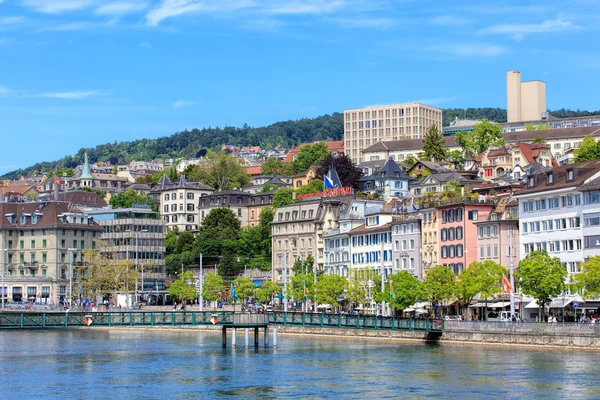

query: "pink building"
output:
475 197 520 268
437 199 495 274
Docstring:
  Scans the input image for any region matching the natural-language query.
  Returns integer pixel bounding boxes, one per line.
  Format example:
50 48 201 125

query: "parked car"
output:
444 315 462 321
31 303 51 310
5 302 26 310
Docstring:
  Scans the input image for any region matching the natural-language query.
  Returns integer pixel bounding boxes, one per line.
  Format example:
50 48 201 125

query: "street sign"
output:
574 301 578 309
434 302 439 310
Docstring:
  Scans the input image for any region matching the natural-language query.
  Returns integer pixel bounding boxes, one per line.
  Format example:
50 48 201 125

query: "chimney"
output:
54 181 59 201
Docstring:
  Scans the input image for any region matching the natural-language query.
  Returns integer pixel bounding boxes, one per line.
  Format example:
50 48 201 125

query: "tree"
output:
455 266 481 317
403 155 418 168
164 228 178 254
82 247 138 302
316 154 363 189
109 190 155 210
255 281 280 303
232 277 255 304
315 274 347 306
421 125 448 162
217 247 241 278
202 273 224 310
455 119 505 156
292 255 314 275
292 142 331 173
516 250 566 320
174 231 195 254
273 188 298 208
206 151 250 190
531 135 547 144
295 179 324 195
261 158 291 176
424 265 457 317
288 273 315 302
198 207 241 243
525 123 552 131
574 135 600 162
386 271 426 313
573 256 600 299
468 260 506 320
168 271 197 303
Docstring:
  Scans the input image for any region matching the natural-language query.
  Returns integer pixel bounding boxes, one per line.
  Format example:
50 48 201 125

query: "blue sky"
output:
0 0 599 173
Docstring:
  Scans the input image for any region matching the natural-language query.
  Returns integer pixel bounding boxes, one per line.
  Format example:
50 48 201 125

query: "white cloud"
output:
334 17 396 29
139 41 152 49
146 0 256 26
429 15 471 26
21 0 97 14
96 1 148 16
0 85 12 95
173 100 195 107
479 19 582 37
35 90 107 99
427 43 507 58
0 17 26 24
38 21 100 31
264 0 346 15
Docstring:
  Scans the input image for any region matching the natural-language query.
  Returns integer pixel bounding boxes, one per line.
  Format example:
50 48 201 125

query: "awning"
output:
549 298 574 308
525 300 540 309
317 304 332 309
469 302 486 308
488 301 510 308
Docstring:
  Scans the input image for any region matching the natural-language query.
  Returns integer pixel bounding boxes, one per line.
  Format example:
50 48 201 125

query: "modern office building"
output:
507 70 546 123
344 103 443 163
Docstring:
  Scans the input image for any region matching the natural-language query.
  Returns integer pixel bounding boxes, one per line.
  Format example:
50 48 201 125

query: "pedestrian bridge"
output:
0 311 443 333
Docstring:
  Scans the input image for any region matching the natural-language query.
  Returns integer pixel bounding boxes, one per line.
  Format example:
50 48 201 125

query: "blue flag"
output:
230 286 238 301
324 175 334 189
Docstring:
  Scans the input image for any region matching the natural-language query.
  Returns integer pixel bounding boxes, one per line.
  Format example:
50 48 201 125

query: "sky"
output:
0 0 599 174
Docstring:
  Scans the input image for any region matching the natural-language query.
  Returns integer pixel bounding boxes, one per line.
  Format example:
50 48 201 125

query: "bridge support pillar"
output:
245 328 249 349
264 326 269 348
254 326 259 349
232 328 237 349
273 328 278 349
222 326 227 348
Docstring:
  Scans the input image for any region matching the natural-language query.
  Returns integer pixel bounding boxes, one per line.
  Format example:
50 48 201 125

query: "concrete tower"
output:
506 70 547 123
506 70 522 123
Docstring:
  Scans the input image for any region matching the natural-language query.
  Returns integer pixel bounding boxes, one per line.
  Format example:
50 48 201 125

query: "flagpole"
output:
509 227 515 318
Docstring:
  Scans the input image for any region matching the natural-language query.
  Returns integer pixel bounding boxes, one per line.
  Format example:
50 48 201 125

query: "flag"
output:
55 177 61 185
230 285 238 301
2 180 7 187
502 275 513 294
389 279 396 300
304 283 308 298
410 197 418 211
324 175 334 189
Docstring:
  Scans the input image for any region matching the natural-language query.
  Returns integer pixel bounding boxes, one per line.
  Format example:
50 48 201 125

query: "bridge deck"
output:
0 311 443 332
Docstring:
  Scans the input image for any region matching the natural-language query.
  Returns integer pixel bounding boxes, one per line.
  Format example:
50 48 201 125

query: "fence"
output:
444 320 600 335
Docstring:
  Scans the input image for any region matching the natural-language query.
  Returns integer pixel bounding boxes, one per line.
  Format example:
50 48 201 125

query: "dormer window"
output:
20 214 30 225
528 177 534 187
5 213 16 224
547 173 553 184
567 170 574 181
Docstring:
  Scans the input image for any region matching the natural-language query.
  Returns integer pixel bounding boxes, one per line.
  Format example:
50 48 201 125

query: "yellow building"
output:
291 165 319 189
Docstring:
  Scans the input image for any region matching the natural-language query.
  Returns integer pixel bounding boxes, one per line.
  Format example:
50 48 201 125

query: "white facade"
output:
349 213 394 279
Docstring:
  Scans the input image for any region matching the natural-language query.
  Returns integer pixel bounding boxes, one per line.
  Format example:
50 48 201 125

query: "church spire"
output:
79 153 93 187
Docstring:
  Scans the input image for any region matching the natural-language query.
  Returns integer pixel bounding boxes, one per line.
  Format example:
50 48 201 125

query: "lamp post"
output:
67 248 77 308
380 236 386 317
0 248 6 309
199 253 203 312
283 251 288 312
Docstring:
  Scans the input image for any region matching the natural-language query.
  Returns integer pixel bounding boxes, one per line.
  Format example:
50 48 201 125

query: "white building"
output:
349 207 394 279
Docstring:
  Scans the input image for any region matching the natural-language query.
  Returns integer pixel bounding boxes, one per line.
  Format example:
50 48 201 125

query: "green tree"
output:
109 189 155 210
296 179 324 195
525 123 552 131
516 250 566 320
232 276 255 304
174 231 195 254
198 208 241 243
455 119 505 155
467 260 506 320
168 271 197 303
573 256 600 299
82 246 138 301
164 228 179 254
574 135 600 162
421 124 448 162
403 155 418 168
255 280 281 303
315 274 348 306
261 158 291 176
531 135 547 144
386 271 426 313
185 151 250 190
202 273 225 310
291 255 314 275
273 188 298 208
448 150 465 165
292 142 331 173
424 265 457 317
316 154 363 189
217 247 241 278
288 273 315 302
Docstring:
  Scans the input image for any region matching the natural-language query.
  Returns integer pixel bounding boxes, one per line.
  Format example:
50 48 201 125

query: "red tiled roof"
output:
243 166 263 176
284 140 344 163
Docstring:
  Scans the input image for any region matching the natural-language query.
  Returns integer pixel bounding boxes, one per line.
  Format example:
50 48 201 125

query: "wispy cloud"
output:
427 43 507 58
0 85 12 95
35 90 107 99
0 17 26 25
479 19 582 39
264 0 346 15
430 15 471 26
96 1 148 16
139 41 152 49
146 0 255 26
173 100 195 107
22 0 97 14
38 21 105 31
333 17 396 29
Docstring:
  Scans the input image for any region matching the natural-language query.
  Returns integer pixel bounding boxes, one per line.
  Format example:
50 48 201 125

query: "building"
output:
247 192 276 227
197 191 274 228
358 158 412 201
84 206 167 295
420 206 439 274
506 70 546 123
284 140 344 164
242 175 292 194
344 103 443 163
271 197 351 285
475 196 519 268
324 200 384 277
291 165 319 189
0 201 103 304
478 143 555 182
391 213 422 279
349 213 393 279
514 160 600 278
152 174 214 233
361 137 460 164
411 171 481 197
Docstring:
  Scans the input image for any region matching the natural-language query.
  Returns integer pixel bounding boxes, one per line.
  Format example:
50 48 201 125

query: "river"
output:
0 329 597 398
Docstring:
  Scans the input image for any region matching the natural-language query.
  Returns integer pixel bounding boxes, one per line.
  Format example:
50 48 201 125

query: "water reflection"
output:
0 330 599 398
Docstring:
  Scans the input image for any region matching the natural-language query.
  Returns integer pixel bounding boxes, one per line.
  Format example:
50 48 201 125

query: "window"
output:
456 209 463 221
448 228 455 241
567 170 574 181
468 210 478 221
441 229 447 241
442 210 447 223
456 226 463 240
547 173 553 184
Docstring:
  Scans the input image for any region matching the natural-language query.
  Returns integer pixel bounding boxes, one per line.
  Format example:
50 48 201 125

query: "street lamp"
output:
199 253 203 312
67 248 77 308
0 248 7 309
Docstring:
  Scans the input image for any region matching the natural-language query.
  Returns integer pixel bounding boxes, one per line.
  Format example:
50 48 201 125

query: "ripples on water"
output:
0 329 598 399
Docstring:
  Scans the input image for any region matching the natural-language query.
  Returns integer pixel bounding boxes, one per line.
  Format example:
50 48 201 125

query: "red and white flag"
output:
502 275 514 294
55 177 61 185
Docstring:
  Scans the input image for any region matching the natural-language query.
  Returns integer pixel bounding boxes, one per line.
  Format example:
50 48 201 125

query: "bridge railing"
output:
268 312 443 332
444 320 600 335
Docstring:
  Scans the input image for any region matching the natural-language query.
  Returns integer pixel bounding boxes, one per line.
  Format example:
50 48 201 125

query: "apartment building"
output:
420 206 439 275
479 143 555 182
514 160 600 277
391 213 422 279
474 196 520 268
344 103 443 164
197 191 274 228
152 174 214 233
0 201 103 304
272 197 351 285
358 158 412 201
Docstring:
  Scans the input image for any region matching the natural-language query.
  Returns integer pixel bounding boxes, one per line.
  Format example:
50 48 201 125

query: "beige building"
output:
344 103 443 164
420 206 439 274
506 70 546 123
0 201 103 305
